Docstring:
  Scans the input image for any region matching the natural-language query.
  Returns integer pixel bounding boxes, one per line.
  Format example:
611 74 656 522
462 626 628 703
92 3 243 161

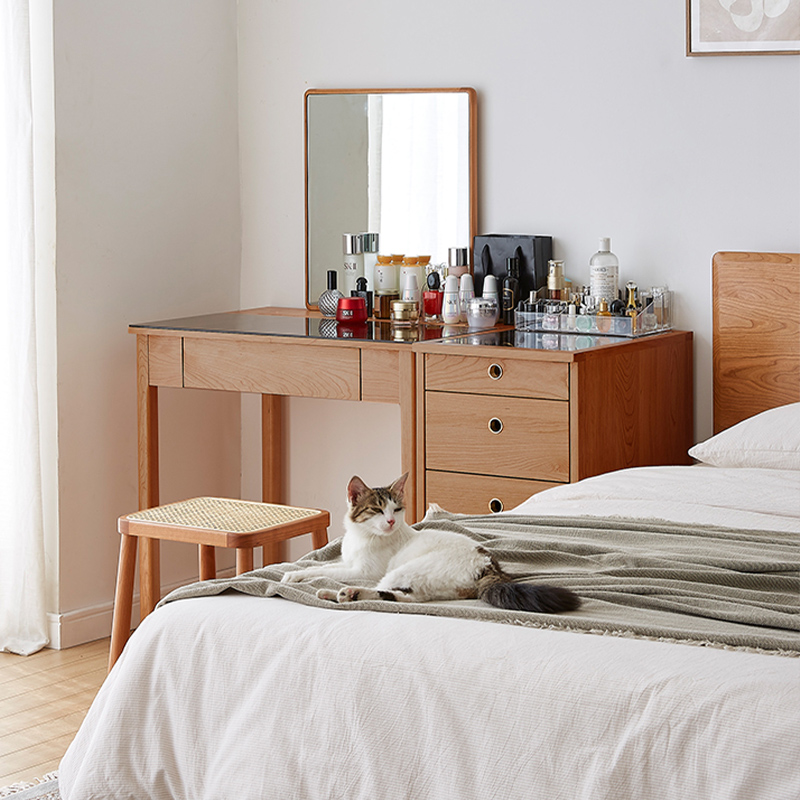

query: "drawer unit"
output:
424 353 568 400
416 331 694 518
425 391 570 482
426 471 560 515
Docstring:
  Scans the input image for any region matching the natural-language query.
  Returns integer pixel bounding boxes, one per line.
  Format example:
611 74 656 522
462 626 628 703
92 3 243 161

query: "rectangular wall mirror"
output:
305 87 477 308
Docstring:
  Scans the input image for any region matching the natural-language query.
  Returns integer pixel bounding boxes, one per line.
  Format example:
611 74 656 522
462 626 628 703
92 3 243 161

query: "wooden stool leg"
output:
109 533 138 672
236 547 254 575
262 542 282 566
311 526 328 550
139 538 160 619
199 544 216 581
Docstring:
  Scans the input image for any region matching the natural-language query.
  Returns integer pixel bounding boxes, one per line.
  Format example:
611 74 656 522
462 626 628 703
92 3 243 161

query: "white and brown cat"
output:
281 473 580 613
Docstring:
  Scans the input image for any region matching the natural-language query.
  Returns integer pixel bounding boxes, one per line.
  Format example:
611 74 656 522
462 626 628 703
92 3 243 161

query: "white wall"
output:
53 0 242 644
238 0 800 545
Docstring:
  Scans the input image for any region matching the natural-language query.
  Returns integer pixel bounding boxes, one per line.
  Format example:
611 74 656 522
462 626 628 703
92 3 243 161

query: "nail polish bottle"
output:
423 271 444 321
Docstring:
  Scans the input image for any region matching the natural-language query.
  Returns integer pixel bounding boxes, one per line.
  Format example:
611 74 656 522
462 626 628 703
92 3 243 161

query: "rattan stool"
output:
109 497 329 669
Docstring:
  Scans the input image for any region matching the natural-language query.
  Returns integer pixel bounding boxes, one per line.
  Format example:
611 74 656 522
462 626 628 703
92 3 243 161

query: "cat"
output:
281 473 581 614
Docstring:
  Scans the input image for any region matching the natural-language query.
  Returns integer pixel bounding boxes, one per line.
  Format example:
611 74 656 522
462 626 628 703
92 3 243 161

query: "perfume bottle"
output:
502 257 520 325
596 298 612 333
318 270 344 317
342 234 363 297
589 237 619 304
352 276 373 318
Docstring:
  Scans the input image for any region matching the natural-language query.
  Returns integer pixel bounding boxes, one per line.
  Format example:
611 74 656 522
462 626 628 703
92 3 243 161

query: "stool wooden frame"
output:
110 497 329 670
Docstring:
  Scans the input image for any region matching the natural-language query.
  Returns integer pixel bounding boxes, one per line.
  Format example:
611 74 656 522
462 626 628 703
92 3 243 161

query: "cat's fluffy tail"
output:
478 567 581 614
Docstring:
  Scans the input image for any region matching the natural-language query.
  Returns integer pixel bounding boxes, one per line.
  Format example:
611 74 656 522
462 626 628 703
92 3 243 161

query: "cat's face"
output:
347 474 408 536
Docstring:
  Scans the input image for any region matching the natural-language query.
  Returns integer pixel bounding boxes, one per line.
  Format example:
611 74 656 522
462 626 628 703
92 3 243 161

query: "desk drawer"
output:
426 471 560 515
184 338 360 400
424 353 568 400
425 391 569 482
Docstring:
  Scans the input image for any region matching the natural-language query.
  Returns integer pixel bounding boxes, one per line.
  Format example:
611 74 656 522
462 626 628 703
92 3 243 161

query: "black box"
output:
473 234 553 301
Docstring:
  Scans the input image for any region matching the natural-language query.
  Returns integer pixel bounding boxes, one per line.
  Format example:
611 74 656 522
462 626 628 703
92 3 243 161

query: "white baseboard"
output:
47 568 236 650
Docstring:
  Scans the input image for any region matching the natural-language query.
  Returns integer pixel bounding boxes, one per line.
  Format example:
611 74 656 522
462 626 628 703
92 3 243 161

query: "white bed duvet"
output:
60 466 800 800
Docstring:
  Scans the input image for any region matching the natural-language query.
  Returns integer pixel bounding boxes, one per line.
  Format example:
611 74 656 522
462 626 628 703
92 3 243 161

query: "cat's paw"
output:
280 571 305 584
316 588 338 602
337 586 361 603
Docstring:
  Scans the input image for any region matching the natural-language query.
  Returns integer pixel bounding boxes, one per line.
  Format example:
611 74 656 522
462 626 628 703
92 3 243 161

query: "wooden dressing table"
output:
131 308 693 616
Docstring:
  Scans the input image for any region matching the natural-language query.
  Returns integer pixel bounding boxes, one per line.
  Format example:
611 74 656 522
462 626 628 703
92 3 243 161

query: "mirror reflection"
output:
305 88 476 307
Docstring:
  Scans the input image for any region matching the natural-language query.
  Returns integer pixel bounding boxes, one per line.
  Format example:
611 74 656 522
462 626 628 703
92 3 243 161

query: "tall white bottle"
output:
589 237 619 304
342 233 363 296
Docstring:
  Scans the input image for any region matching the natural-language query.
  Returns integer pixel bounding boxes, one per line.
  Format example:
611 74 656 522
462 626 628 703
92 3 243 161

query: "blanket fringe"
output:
0 772 58 798
503 617 800 657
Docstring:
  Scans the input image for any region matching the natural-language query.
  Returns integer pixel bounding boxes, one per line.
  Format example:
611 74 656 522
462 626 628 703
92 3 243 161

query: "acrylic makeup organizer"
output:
514 290 673 338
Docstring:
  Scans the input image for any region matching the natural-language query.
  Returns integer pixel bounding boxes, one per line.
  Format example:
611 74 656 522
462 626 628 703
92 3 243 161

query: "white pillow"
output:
689 402 800 470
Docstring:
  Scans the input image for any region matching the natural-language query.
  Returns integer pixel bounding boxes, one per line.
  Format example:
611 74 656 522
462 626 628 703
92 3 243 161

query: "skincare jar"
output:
391 300 420 326
336 296 368 324
466 296 499 329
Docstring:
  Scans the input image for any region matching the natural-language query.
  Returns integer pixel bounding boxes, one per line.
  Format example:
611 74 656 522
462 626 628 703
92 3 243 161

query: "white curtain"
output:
0 0 49 655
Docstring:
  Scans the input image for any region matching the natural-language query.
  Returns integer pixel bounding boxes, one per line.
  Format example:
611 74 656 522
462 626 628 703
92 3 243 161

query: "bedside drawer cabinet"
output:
415 332 693 518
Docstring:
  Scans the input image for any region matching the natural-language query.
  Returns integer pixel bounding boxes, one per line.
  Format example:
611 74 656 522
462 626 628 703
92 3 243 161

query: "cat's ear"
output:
390 472 409 499
347 475 370 506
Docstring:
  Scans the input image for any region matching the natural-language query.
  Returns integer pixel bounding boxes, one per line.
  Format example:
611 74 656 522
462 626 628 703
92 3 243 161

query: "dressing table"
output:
131 309 693 617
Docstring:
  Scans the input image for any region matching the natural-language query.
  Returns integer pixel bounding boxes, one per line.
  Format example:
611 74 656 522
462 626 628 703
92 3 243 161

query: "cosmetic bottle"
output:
596 298 612 333
352 276 373 318
318 270 344 317
589 237 619 304
361 232 379 294
401 271 421 309
442 274 461 324
482 274 499 306
459 273 475 323
547 260 565 301
448 247 470 279
374 255 398 295
400 256 420 301
625 280 639 333
423 271 444 321
501 257 520 325
342 234 363 297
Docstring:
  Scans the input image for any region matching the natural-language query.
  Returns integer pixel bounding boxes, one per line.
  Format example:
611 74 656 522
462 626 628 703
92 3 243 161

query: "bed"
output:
59 252 800 800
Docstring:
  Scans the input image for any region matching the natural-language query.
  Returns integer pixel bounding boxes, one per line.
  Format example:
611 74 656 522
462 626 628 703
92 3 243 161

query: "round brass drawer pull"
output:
489 498 504 513
488 417 504 434
487 363 503 380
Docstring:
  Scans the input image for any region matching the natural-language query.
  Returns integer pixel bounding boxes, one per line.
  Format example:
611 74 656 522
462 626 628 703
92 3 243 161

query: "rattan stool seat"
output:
110 497 329 671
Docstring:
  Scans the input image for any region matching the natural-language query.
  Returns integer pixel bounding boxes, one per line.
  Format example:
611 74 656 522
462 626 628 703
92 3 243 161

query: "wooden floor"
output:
0 638 109 788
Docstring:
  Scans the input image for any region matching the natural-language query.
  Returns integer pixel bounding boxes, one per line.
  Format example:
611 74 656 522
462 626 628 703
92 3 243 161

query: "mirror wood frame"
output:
304 87 478 309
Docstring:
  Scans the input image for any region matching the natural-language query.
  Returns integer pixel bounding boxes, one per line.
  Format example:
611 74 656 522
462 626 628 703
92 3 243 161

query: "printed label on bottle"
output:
502 288 515 311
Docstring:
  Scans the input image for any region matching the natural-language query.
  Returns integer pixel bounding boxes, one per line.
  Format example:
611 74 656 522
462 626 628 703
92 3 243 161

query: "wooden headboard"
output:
713 251 800 433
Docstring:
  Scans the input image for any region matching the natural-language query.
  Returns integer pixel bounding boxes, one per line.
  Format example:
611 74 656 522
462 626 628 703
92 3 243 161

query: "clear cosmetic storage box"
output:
515 290 673 338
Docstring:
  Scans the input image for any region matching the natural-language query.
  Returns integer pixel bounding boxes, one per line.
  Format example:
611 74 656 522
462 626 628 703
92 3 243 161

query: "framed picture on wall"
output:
686 0 800 55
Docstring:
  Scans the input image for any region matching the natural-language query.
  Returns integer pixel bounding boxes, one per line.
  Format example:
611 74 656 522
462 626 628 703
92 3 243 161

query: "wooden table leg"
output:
109 532 137 671
311 525 329 550
398 349 417 522
137 335 160 617
262 394 284 565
